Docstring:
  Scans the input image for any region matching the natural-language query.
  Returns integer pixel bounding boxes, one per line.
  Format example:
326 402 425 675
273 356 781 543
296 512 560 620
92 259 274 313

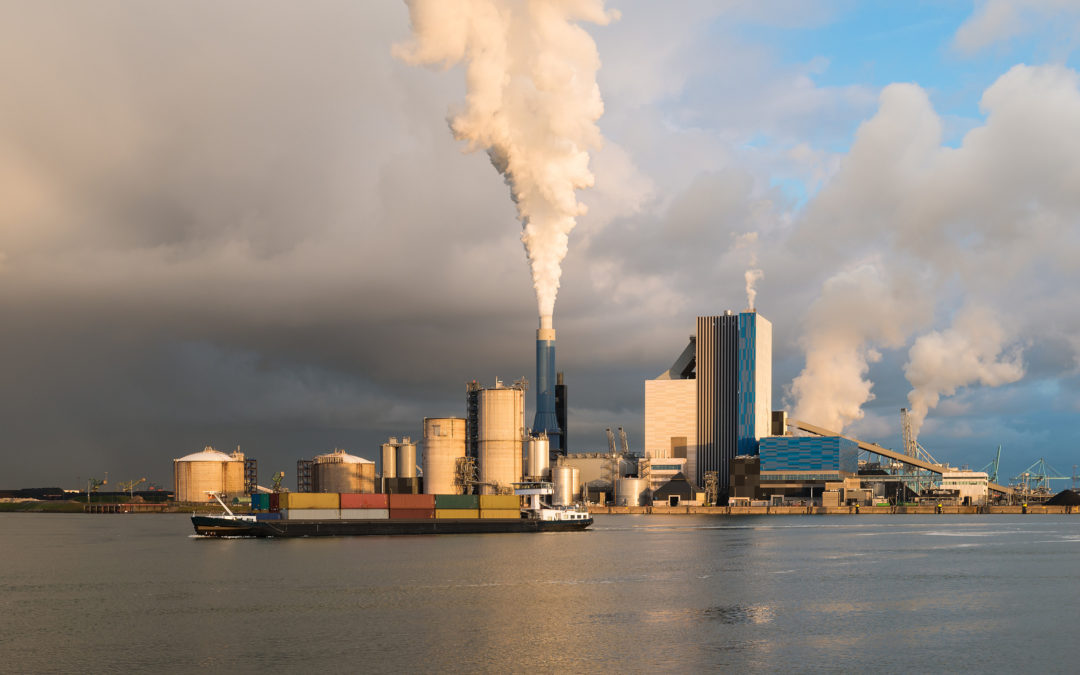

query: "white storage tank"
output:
477 384 524 495
527 435 550 479
423 417 466 495
552 465 581 506
173 446 246 503
616 477 650 507
312 449 375 494
396 437 418 479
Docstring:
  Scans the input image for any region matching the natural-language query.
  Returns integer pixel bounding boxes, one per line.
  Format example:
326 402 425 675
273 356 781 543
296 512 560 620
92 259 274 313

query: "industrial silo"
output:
477 382 525 494
396 437 418 479
312 449 375 494
616 477 650 506
423 417 466 495
526 435 550 479
380 441 397 482
552 465 580 506
173 446 246 502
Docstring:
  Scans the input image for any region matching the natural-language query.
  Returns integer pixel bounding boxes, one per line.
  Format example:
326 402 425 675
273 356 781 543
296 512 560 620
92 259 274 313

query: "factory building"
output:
173 446 246 503
939 471 989 506
644 309 772 495
379 436 422 494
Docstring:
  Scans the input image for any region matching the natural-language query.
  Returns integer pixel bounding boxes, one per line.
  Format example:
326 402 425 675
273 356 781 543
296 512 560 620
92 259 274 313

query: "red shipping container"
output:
388 494 436 510
269 493 280 512
388 508 435 519
340 493 389 509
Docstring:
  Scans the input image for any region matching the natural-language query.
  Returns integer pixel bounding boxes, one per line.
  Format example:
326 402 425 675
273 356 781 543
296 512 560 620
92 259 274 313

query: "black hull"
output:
192 515 593 538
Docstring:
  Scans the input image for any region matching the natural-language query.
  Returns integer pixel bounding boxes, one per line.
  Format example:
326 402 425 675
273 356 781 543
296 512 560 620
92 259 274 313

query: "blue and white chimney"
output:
533 314 561 451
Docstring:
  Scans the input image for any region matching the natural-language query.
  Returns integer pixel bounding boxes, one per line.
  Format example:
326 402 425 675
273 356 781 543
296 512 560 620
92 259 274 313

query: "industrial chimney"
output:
533 314 562 451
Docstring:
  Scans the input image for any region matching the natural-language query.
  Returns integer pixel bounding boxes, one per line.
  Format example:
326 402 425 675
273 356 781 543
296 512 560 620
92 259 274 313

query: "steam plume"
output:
734 232 763 310
904 306 1025 438
394 0 616 318
790 261 929 432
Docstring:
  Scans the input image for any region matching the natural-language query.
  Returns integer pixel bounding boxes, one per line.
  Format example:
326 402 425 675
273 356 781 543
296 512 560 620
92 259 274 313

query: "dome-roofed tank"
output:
312 449 375 494
173 446 246 503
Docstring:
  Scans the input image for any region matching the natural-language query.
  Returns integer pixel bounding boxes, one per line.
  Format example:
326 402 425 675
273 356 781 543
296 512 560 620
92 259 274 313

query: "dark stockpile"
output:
1045 490 1080 506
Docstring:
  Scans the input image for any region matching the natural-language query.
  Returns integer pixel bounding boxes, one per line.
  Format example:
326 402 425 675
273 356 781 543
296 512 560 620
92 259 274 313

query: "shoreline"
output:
590 504 1079 515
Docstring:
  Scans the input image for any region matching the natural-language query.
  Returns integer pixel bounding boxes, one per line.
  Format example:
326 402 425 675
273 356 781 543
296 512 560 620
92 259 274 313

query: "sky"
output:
2 0 1080 490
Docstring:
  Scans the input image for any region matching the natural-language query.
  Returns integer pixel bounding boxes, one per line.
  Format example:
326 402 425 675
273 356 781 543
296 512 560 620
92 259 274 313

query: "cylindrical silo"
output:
423 417 466 495
380 441 397 480
396 437 417 479
527 436 550 479
172 446 246 502
616 477 649 506
312 449 376 494
477 386 524 494
552 465 580 506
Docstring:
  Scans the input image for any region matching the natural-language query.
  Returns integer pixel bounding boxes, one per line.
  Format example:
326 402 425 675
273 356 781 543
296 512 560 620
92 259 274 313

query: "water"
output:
2 513 1078 672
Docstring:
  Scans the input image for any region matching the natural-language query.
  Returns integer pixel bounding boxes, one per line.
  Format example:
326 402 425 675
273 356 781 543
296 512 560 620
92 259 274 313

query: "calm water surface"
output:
2 513 1078 672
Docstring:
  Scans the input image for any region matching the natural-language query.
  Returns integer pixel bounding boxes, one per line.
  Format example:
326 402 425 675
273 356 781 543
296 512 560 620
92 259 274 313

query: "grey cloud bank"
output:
1 1 1078 488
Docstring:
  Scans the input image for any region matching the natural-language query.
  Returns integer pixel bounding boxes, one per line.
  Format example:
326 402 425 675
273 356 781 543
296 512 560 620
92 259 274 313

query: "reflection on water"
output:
0 513 1078 671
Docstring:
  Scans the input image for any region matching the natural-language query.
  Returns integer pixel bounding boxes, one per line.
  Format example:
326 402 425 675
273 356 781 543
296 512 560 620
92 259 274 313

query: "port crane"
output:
118 477 146 498
1011 458 1071 499
979 446 1003 484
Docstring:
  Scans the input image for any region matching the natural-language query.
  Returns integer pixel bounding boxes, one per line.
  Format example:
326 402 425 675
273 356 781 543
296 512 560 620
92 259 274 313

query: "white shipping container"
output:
281 508 340 520
340 508 390 520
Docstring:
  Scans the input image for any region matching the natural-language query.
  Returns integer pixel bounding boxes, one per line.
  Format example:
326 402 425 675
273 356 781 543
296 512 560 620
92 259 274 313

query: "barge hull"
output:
192 515 592 538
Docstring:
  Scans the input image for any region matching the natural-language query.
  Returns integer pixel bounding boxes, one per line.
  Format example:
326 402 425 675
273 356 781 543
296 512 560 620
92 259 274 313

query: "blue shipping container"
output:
254 512 281 520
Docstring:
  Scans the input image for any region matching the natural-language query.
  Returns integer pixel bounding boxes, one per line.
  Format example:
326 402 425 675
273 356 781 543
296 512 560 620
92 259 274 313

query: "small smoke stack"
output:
533 315 561 451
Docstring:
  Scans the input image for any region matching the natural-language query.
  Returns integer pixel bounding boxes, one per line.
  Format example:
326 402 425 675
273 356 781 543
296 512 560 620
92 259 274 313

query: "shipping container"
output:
340 493 389 509
435 509 480 519
479 495 520 510
254 511 281 520
269 493 280 512
339 508 390 520
434 494 479 509
279 492 339 510
388 508 435 519
250 494 270 511
388 493 435 510
479 509 522 519
281 508 340 520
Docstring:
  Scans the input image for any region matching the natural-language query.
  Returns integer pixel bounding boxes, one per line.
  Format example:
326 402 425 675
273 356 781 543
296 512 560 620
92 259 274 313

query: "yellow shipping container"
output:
479 509 521 519
279 492 339 510
479 495 520 510
435 509 480 519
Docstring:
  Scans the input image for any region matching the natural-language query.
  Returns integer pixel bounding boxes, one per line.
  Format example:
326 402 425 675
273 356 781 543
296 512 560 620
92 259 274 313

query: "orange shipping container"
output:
388 508 434 519
388 494 435 510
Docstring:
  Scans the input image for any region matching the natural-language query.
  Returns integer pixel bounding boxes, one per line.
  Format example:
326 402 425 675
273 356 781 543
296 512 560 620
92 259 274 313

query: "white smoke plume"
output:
790 261 930 432
734 232 763 310
904 306 1025 438
394 0 617 319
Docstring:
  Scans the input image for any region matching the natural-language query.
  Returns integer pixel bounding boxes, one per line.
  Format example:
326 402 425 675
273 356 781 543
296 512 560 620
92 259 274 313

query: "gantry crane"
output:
980 446 1002 484
1011 458 1071 499
118 477 146 498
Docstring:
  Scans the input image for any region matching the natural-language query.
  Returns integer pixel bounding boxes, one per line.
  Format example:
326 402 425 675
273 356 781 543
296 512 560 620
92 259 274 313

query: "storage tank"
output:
396 437 418 479
173 446 245 503
423 417 466 495
312 449 375 494
380 441 397 481
552 465 580 506
477 384 525 494
526 435 550 479
617 477 650 506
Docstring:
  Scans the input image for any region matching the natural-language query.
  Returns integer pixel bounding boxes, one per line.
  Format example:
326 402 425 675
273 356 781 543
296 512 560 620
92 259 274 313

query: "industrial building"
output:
311 449 375 494
644 309 773 496
467 378 526 495
173 446 246 502
422 418 466 495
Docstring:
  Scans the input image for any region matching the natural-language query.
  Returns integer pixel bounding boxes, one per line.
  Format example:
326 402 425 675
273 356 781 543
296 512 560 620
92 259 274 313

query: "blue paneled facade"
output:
736 312 758 456
758 436 858 474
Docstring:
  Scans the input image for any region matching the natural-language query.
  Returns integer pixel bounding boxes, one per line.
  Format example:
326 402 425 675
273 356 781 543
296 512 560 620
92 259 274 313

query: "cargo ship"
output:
191 482 592 537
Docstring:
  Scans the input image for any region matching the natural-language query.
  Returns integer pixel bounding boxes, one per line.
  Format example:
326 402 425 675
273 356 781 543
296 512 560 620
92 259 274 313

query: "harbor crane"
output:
980 446 1003 484
1011 458 1071 497
118 477 146 498
618 427 630 455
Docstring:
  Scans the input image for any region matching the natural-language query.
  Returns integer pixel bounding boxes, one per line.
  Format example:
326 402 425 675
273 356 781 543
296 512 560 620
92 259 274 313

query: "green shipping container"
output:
434 494 480 509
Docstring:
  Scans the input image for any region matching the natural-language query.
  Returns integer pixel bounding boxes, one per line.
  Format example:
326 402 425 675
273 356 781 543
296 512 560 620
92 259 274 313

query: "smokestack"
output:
533 315 561 451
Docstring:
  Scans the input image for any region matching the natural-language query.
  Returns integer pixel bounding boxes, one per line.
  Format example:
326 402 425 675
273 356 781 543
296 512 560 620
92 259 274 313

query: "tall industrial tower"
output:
695 310 772 490
533 316 562 452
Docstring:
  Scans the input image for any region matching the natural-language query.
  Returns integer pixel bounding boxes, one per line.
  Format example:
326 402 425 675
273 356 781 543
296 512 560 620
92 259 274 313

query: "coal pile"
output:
1046 489 1080 506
